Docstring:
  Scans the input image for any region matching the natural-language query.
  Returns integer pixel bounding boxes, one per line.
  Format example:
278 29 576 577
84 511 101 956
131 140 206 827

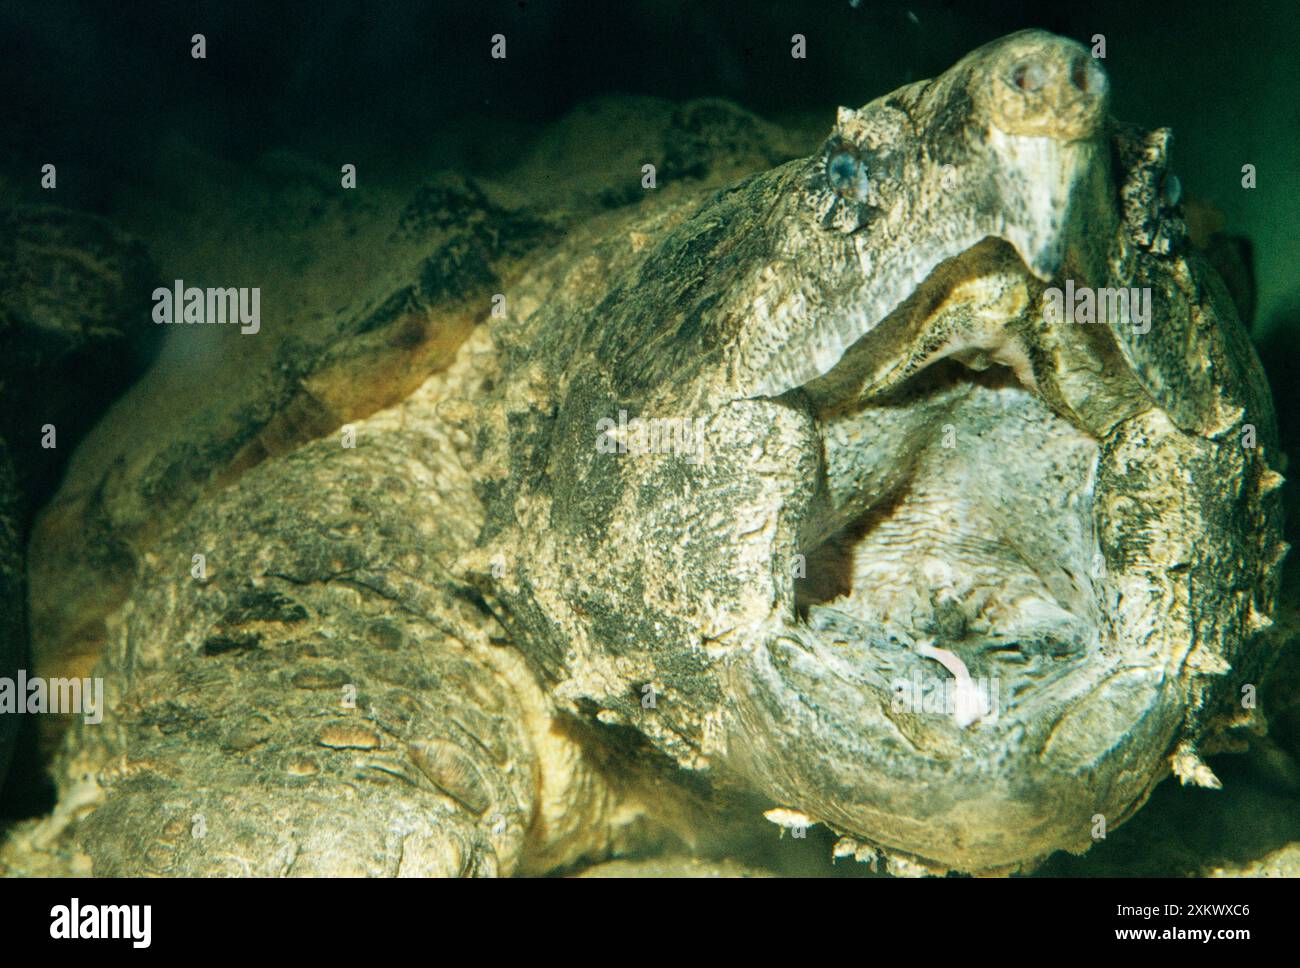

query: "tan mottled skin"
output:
8 32 1285 876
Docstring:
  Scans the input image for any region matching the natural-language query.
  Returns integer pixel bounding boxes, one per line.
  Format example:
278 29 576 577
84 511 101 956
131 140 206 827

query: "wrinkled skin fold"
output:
12 30 1285 876
468 29 1284 873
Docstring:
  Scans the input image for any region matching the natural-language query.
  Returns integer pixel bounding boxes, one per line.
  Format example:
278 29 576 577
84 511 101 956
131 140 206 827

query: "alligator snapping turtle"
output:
11 29 1286 876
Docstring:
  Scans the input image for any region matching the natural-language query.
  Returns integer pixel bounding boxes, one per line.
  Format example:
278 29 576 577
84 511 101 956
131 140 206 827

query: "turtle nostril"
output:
1011 61 1046 92
1070 57 1107 95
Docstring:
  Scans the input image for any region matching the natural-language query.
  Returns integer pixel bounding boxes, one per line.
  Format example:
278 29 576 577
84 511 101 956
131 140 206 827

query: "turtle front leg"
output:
44 411 624 876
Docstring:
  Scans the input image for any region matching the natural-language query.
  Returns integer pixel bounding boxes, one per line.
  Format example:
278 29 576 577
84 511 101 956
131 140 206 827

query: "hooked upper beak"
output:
976 31 1111 281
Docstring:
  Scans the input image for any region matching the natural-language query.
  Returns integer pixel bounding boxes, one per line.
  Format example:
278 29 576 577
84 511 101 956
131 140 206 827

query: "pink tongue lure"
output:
914 639 995 728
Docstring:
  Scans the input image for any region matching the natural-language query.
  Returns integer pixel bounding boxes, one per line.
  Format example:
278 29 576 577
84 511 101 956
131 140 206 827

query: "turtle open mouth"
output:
781 236 1112 732
795 357 1102 729
722 201 1279 871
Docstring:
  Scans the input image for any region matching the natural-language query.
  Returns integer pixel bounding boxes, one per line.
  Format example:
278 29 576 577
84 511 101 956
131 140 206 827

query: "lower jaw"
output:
723 365 1275 873
722 600 1182 873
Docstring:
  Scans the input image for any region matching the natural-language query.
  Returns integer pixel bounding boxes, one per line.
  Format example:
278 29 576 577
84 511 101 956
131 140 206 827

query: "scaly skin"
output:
462 29 1284 873
11 30 1285 875
0 205 160 795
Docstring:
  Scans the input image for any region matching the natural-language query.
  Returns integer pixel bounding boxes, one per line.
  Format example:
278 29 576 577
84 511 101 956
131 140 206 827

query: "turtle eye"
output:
827 150 869 200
